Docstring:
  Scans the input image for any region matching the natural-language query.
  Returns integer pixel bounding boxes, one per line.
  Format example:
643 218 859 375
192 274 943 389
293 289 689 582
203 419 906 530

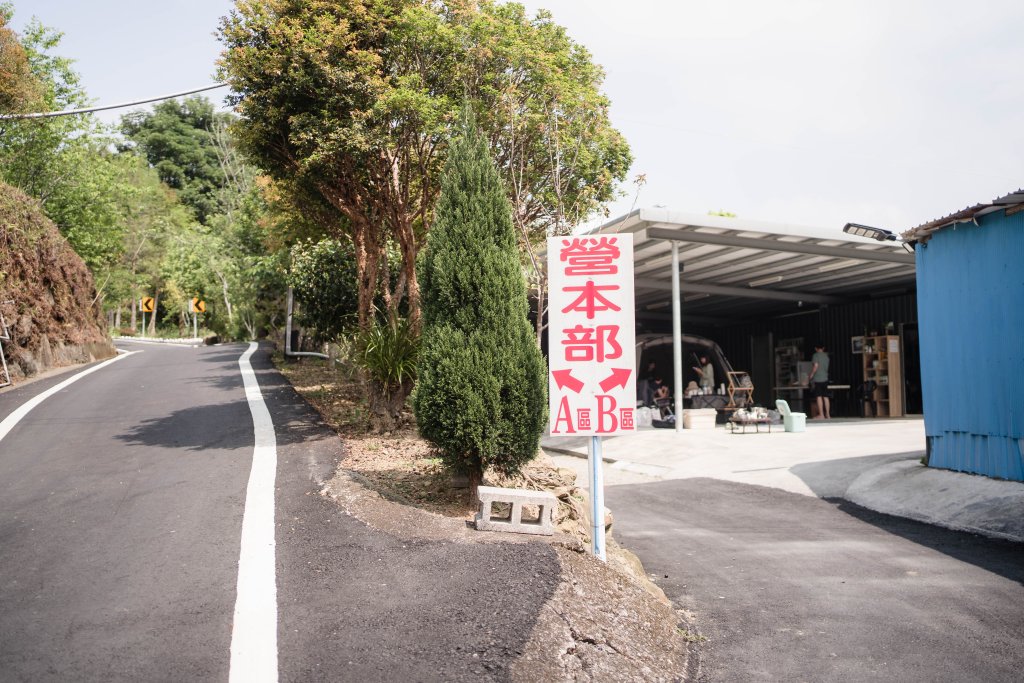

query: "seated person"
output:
653 377 669 401
653 378 671 416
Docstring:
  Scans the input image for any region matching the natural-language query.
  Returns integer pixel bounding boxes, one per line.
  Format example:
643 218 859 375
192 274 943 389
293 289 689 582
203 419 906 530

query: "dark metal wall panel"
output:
915 208 1024 480
710 294 918 401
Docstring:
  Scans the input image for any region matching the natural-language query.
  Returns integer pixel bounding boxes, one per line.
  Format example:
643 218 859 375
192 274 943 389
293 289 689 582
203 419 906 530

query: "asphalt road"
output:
608 478 1024 682
0 342 559 682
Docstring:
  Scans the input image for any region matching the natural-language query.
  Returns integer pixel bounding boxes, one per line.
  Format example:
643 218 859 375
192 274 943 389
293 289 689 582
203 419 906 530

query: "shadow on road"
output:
185 372 244 394
789 451 924 498
823 497 1024 585
115 401 253 451
115 345 335 452
194 347 252 364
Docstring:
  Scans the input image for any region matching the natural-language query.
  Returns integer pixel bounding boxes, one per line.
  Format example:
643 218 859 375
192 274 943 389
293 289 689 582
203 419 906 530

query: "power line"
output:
0 83 229 121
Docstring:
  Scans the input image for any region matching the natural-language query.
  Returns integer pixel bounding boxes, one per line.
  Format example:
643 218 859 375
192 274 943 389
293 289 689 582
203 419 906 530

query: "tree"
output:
219 0 629 424
458 3 632 342
120 97 227 225
0 7 41 113
288 237 359 342
0 9 98 207
413 116 546 497
0 6 141 293
112 155 193 331
217 0 631 328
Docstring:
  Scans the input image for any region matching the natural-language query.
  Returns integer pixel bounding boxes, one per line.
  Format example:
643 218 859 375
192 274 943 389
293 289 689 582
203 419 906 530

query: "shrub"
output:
288 237 359 342
353 314 419 427
413 115 547 493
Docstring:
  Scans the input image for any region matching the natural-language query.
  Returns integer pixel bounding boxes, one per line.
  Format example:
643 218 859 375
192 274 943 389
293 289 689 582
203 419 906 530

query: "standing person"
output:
692 355 714 390
810 343 831 419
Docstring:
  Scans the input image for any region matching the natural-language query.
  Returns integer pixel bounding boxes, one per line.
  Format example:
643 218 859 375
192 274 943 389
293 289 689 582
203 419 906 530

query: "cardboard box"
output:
683 409 717 430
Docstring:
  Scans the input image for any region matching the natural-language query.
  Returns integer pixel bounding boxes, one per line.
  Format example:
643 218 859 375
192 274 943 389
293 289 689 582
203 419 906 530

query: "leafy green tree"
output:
120 97 227 224
219 0 628 427
224 181 290 340
111 154 193 331
413 117 546 495
217 0 631 333
0 6 139 296
0 7 283 341
0 8 98 206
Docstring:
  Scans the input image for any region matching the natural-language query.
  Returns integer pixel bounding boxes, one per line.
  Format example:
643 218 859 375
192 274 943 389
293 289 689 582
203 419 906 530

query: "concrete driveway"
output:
545 417 926 496
545 419 1024 682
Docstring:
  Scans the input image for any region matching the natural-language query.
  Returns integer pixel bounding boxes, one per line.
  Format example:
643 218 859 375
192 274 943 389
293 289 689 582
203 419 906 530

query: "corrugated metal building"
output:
903 190 1024 481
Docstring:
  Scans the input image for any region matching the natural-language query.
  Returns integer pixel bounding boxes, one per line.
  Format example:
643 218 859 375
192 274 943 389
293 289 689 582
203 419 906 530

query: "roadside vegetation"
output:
1 0 629 544
2 4 696 677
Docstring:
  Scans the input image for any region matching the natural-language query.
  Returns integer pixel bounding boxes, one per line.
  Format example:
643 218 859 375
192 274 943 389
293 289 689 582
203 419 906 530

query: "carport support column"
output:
672 243 683 433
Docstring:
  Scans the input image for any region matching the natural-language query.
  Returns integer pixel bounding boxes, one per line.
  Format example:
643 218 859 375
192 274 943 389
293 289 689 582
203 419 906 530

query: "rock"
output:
37 334 53 368
16 352 37 377
556 467 578 485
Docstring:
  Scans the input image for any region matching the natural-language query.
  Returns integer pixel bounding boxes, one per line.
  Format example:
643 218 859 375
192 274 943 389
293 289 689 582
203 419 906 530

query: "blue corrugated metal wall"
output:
916 208 1024 480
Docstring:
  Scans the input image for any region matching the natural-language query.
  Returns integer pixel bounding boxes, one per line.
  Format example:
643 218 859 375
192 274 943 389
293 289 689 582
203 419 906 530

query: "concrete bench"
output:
474 486 557 536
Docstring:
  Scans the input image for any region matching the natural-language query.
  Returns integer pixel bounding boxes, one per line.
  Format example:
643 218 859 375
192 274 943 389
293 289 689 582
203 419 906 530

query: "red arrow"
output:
552 369 584 394
599 367 632 393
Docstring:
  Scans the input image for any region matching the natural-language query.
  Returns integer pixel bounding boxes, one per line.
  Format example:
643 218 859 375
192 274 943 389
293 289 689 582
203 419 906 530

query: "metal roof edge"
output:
902 189 1024 242
595 206 906 250
589 208 643 234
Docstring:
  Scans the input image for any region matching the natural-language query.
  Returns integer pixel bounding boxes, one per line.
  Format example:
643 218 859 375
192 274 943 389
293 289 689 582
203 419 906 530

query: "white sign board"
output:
547 234 636 436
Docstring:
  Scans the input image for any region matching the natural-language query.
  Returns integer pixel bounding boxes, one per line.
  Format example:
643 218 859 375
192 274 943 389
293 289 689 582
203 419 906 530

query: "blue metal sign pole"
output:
588 435 606 561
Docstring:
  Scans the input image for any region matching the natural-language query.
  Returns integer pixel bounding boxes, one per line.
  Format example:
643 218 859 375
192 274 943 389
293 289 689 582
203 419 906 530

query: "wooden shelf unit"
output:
860 335 903 417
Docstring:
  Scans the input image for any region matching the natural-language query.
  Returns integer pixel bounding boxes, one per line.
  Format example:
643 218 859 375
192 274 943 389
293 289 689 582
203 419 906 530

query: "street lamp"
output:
843 223 898 242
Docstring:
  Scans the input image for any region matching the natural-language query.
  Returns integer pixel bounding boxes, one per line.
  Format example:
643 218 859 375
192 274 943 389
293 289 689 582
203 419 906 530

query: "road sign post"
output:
547 234 635 561
189 298 205 339
140 296 155 337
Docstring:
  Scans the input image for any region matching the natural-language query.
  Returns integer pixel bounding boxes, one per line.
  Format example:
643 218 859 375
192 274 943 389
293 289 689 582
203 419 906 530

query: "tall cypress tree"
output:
413 115 547 495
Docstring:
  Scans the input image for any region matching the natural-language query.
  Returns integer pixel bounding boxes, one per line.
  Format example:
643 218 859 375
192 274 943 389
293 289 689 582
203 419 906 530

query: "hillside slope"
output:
0 182 114 383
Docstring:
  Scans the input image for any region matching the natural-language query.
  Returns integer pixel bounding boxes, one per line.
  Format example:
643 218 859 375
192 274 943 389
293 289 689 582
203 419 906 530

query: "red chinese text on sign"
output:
560 324 622 363
547 234 635 437
559 237 621 275
560 282 621 319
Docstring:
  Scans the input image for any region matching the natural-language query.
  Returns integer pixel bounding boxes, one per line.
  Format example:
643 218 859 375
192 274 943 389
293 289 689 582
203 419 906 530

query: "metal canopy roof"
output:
587 208 917 327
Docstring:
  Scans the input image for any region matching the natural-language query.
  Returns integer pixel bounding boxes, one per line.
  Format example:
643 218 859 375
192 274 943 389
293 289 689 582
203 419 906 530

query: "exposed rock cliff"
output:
0 183 114 383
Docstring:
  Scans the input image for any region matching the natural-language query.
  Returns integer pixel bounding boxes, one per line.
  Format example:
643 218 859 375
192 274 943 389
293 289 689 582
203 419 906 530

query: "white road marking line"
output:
0 351 136 444
229 342 279 683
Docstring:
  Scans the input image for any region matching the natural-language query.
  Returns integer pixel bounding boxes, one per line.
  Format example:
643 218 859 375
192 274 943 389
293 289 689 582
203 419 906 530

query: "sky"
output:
11 0 1024 232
